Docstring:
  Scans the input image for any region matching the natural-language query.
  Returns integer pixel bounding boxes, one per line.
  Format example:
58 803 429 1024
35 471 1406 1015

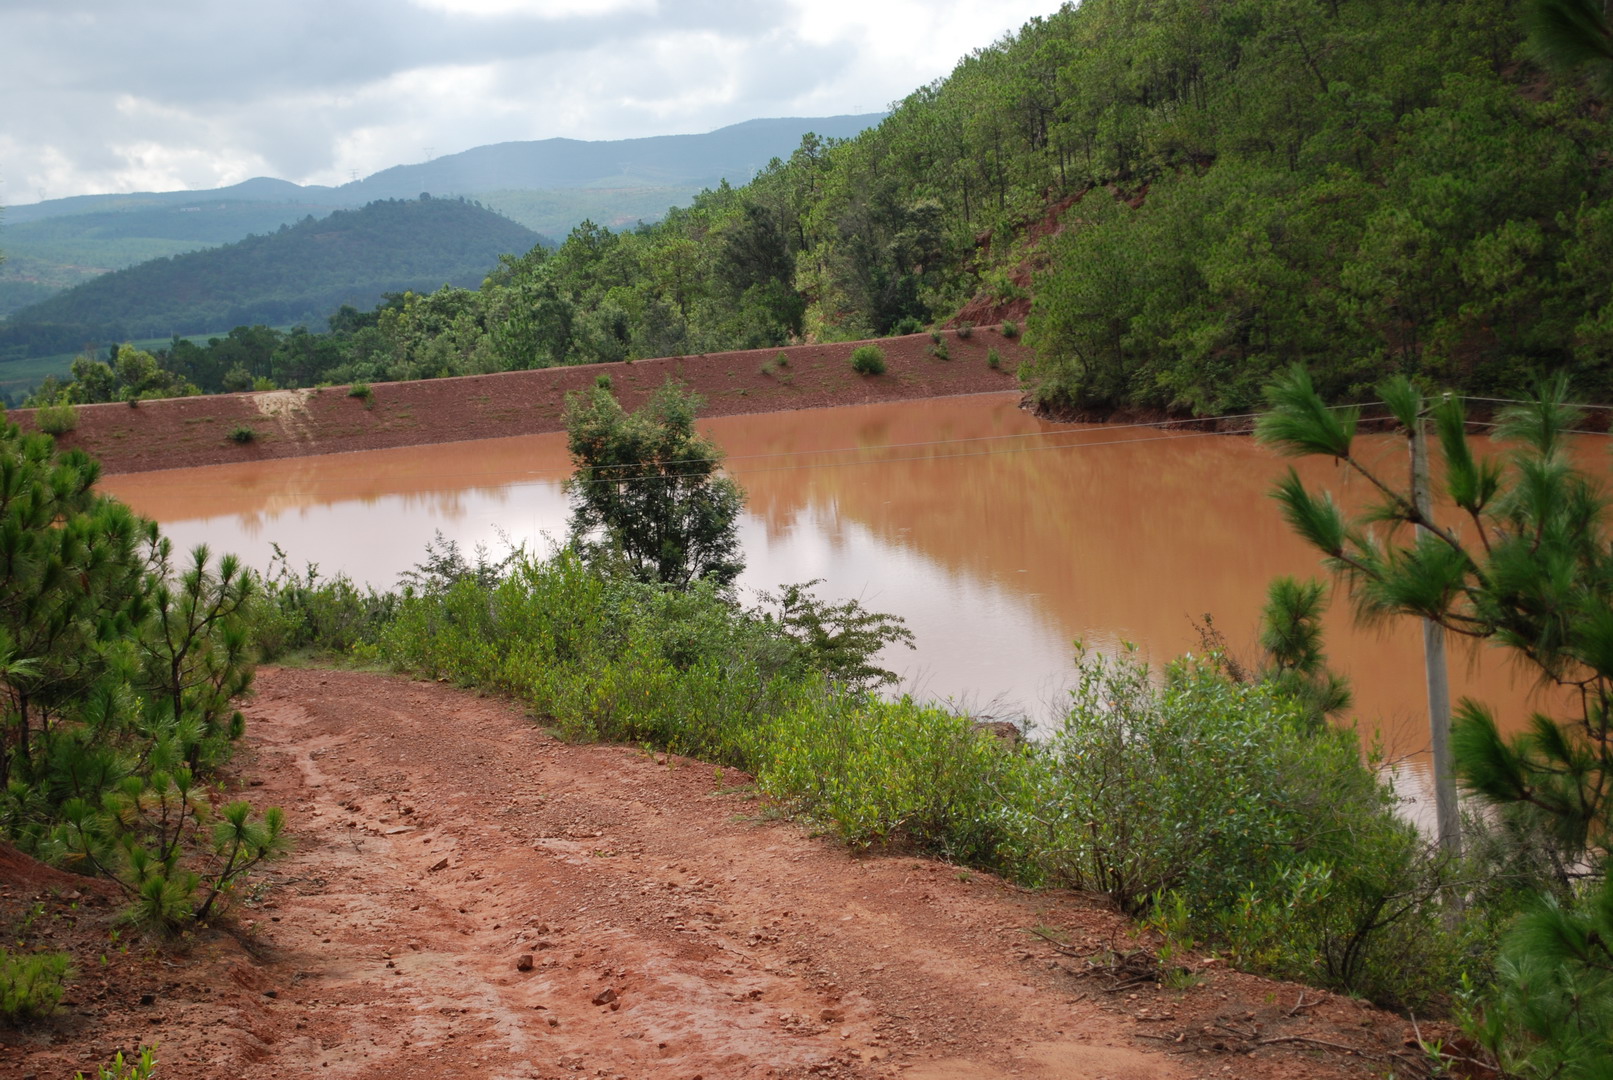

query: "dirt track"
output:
2 667 1432 1080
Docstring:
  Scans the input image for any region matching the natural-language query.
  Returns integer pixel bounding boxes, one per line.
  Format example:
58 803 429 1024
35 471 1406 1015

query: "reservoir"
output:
104 391 1575 793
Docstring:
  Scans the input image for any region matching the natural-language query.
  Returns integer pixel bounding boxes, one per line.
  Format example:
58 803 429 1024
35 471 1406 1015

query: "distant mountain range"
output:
0 114 883 314
0 197 540 361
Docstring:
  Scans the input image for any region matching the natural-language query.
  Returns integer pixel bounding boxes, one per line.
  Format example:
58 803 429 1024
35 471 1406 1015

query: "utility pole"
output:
1410 413 1460 856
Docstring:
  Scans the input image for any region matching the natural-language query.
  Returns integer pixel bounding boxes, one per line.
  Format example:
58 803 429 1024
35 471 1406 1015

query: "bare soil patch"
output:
15 332 1029 476
3 668 1446 1079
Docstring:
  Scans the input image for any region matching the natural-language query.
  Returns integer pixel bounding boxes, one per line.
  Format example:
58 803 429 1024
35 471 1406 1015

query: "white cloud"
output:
0 0 1062 203
410 0 654 17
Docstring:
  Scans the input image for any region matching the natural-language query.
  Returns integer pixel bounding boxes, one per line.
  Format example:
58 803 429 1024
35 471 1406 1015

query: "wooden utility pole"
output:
1410 416 1461 855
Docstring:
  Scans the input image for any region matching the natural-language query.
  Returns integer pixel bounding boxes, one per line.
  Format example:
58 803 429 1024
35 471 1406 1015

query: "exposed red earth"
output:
14 331 1031 476
2 335 1462 1078
2 668 1451 1080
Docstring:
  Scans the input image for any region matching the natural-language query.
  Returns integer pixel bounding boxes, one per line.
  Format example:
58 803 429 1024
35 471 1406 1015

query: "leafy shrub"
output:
34 404 78 435
756 695 1011 859
228 425 256 443
0 947 73 1023
929 330 944 344
76 1045 157 1080
1002 647 1456 1007
890 316 924 336
849 345 887 375
594 373 612 390
1001 319 1019 339
348 381 373 407
249 544 398 660
956 321 974 339
774 351 789 368
929 341 951 361
987 347 1002 369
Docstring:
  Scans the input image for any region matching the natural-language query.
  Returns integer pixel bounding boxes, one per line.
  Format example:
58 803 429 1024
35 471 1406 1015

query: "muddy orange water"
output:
105 392 1595 806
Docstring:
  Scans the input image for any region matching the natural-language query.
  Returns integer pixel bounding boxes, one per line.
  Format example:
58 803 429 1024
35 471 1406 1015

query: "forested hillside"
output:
0 197 540 361
0 116 882 318
24 0 1610 415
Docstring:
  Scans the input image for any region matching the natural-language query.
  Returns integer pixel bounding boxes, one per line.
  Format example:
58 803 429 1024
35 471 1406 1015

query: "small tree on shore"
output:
1256 367 1613 1077
564 379 745 589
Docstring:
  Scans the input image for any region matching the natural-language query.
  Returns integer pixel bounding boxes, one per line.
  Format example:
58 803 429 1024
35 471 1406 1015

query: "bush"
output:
1002 648 1457 1007
228 425 256 443
890 316 924 336
34 403 78 435
956 321 974 339
987 347 1002 369
594 373 612 390
756 694 1010 860
1001 319 1019 339
929 341 951 361
249 544 398 659
0 947 73 1023
849 345 887 375
348 381 373 407
76 1046 157 1080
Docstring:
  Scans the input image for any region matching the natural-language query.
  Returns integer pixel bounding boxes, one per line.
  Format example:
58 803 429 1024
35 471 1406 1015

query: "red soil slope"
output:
14 331 1029 476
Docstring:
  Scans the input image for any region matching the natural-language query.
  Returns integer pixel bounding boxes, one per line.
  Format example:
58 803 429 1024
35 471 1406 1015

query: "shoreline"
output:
13 330 1031 475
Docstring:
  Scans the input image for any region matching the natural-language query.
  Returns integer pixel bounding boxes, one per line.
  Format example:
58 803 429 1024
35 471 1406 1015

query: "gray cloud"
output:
0 0 1053 203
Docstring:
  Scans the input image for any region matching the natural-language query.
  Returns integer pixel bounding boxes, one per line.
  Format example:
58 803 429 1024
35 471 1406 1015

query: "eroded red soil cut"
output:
3 668 1442 1079
17 331 1030 476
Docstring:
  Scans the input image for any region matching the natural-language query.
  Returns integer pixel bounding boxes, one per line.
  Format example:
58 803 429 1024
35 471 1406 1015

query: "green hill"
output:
27 1 1612 418
0 115 882 315
354 0 1610 413
0 197 541 361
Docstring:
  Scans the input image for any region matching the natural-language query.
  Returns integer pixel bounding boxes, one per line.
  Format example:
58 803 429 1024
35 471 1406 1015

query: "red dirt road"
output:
2 668 1433 1079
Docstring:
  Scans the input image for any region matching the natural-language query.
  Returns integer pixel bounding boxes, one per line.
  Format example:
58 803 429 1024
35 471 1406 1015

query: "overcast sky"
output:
0 0 1058 205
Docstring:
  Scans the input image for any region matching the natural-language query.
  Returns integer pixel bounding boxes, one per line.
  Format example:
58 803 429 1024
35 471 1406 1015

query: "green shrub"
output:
775 351 789 368
348 381 373 407
987 347 1002 369
1003 647 1457 1008
956 321 974 339
756 695 1010 860
35 404 78 435
228 425 256 443
594 373 612 390
0 947 73 1023
849 345 887 375
929 341 951 361
929 330 944 344
1466 877 1613 1080
76 1045 157 1080
250 544 398 660
1001 319 1019 339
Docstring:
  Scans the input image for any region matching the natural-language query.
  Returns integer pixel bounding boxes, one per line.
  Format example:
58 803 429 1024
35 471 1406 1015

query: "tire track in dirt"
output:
100 668 1416 1080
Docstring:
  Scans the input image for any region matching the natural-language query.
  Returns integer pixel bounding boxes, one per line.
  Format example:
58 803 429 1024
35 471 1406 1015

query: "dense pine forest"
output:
16 0 1609 415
